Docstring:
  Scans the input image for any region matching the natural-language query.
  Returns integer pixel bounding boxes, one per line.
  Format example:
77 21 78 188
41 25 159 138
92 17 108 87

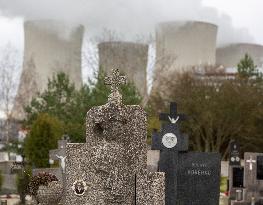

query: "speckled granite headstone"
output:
243 152 263 203
64 69 164 205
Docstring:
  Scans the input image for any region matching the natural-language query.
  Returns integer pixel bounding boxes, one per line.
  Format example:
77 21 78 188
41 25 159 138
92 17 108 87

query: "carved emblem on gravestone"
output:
71 180 88 196
231 156 240 162
162 133 177 148
168 116 179 124
246 156 256 171
159 102 187 125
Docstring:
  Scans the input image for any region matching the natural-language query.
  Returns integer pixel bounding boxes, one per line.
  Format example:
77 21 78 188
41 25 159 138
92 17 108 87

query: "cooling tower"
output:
151 21 217 99
12 20 84 120
216 43 263 68
98 41 148 98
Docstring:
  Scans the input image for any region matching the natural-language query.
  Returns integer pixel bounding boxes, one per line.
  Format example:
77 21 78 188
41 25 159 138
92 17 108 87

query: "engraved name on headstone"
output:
177 152 221 205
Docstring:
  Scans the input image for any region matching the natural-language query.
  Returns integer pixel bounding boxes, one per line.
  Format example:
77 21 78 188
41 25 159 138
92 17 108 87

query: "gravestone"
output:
155 102 188 204
228 140 244 200
243 152 263 203
229 140 241 166
232 167 244 188
152 102 221 205
32 137 69 182
257 156 263 180
64 69 165 205
177 152 221 205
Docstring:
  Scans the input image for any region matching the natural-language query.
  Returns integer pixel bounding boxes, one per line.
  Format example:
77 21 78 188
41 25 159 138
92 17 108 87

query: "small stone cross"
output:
246 156 256 171
159 102 187 124
104 69 127 93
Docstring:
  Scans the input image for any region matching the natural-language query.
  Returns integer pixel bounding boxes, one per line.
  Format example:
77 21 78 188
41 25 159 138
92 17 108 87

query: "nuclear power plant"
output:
12 20 84 120
155 21 217 70
98 41 148 97
216 43 263 68
9 19 263 120
151 21 218 98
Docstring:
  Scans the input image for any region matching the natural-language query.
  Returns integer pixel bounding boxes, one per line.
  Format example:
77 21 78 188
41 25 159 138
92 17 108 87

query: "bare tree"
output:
0 43 21 143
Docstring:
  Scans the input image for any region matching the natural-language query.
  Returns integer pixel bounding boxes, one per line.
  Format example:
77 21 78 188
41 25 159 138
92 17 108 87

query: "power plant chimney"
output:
216 43 263 68
98 41 148 98
151 21 218 98
12 20 84 120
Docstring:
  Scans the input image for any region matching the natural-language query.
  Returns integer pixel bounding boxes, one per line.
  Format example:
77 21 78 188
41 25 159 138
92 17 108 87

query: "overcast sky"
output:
0 0 263 51
203 0 263 45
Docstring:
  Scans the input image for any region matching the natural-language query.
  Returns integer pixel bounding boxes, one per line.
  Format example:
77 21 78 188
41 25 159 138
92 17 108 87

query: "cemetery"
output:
0 1 263 205
7 69 258 205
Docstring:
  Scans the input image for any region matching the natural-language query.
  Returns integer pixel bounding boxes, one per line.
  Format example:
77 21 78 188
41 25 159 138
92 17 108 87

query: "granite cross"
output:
246 156 256 171
153 102 189 152
154 102 189 205
159 102 187 124
104 69 127 93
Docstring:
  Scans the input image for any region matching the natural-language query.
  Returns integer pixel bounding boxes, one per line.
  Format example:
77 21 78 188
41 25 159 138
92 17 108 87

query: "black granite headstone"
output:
152 102 221 205
232 167 244 188
157 102 188 205
157 124 189 204
177 152 221 205
229 140 241 166
257 156 263 180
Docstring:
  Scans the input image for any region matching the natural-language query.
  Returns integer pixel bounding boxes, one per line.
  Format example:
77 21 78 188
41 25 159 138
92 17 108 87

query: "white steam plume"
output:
0 0 254 45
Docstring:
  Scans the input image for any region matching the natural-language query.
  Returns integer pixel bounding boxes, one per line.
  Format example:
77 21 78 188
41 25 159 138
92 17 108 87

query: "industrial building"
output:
151 21 218 98
12 20 84 120
216 43 263 68
98 41 148 98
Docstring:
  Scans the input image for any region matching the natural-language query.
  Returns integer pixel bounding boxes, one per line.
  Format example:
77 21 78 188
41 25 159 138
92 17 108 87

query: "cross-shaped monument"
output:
159 102 187 125
152 102 189 151
246 156 256 171
104 69 127 104
104 68 127 92
152 102 189 205
64 69 165 205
